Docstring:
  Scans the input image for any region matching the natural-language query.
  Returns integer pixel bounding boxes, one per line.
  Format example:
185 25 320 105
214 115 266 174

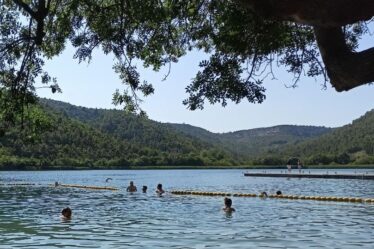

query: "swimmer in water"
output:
260 191 268 198
156 183 165 194
222 197 235 212
142 185 148 193
61 207 72 220
276 190 282 196
126 181 137 192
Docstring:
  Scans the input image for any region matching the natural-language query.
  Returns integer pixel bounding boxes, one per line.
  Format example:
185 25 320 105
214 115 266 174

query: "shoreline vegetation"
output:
0 164 373 171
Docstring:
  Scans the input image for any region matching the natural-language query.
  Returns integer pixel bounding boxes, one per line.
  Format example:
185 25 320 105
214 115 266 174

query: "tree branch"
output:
314 26 374 91
237 0 374 27
34 0 48 45
12 0 37 19
13 0 49 45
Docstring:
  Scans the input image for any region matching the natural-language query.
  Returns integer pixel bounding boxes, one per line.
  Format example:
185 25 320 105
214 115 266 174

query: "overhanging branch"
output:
314 26 374 91
237 0 374 27
12 0 48 45
12 0 37 19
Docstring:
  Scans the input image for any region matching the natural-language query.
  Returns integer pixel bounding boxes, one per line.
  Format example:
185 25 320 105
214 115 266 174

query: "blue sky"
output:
38 36 373 133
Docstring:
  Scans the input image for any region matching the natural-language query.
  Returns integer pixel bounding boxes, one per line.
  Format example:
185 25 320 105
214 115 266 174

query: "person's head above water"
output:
223 197 235 212
224 197 232 207
130 181 134 186
156 183 165 194
276 190 282 195
61 207 72 219
142 186 147 193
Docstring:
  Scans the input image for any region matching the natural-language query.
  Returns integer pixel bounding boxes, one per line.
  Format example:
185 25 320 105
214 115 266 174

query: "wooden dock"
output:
243 173 374 180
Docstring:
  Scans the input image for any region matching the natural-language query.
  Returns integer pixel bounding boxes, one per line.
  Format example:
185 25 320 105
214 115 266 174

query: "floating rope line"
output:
170 190 374 203
0 183 118 191
57 184 118 191
0 183 36 186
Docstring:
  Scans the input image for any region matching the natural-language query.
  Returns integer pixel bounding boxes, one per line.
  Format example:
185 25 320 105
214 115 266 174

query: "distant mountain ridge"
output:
42 98 333 159
40 98 373 165
0 98 372 169
167 123 332 159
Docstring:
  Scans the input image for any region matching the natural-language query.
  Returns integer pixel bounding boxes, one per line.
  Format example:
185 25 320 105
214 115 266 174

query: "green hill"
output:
167 123 332 159
271 110 374 165
0 108 133 169
42 99 333 162
0 101 235 169
0 98 372 169
40 99 234 164
167 112 374 166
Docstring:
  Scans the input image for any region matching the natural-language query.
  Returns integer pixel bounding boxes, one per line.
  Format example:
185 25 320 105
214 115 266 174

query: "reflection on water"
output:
0 169 373 248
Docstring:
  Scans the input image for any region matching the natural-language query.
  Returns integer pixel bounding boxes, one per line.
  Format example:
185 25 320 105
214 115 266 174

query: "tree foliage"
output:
0 0 373 130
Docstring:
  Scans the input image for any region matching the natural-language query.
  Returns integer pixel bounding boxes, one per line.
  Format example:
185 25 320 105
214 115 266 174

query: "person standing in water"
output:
142 186 148 193
222 198 235 212
126 181 137 192
297 160 303 173
156 183 165 195
287 164 292 173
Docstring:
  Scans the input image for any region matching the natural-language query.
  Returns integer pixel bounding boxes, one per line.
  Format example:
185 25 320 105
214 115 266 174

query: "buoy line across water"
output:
1 184 372 203
170 190 374 204
0 183 36 186
0 183 117 190
56 184 118 191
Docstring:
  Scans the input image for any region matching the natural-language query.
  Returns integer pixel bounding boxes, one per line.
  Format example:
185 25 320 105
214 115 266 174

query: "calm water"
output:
0 169 373 248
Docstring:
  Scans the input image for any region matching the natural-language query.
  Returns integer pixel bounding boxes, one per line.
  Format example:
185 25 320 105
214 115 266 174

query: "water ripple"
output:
0 169 373 248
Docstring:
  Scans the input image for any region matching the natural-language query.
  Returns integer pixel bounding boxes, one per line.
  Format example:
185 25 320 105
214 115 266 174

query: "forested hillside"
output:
168 123 332 159
41 99 216 156
41 99 237 164
42 99 333 161
0 101 235 169
0 99 372 169
0 110 131 169
269 110 374 165
168 111 374 166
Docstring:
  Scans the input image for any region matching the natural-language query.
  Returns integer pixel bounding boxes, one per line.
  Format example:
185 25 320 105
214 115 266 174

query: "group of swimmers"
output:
61 196 235 219
222 190 283 213
60 181 166 219
61 197 235 219
59 180 283 218
260 190 282 198
126 181 165 194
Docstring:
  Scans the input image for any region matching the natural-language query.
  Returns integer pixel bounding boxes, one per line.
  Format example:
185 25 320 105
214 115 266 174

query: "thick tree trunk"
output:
238 0 374 90
238 0 374 27
314 27 374 91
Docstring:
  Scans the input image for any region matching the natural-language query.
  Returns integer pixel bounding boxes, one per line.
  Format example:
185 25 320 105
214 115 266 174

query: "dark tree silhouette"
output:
1 0 373 130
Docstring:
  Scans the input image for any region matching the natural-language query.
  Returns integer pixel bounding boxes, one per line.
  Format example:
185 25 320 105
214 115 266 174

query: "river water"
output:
0 169 373 248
